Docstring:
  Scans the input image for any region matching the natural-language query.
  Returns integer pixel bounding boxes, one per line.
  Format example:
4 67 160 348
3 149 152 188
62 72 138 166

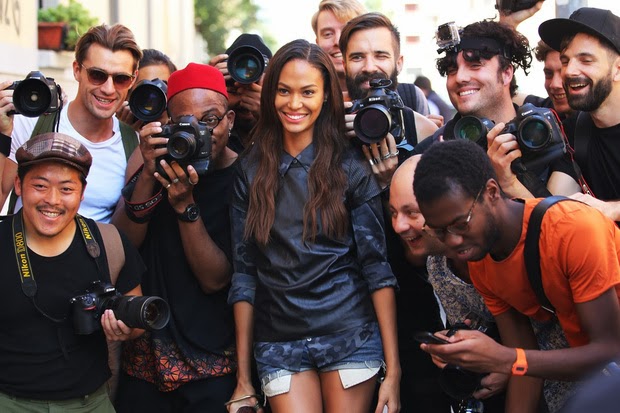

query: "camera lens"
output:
13 78 53 118
354 105 391 144
108 295 170 331
518 116 550 150
228 46 267 84
454 116 494 149
129 79 168 123
455 117 486 143
167 131 197 160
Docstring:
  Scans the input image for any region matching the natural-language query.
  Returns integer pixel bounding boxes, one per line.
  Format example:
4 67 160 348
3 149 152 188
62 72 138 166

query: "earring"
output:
229 129 232 137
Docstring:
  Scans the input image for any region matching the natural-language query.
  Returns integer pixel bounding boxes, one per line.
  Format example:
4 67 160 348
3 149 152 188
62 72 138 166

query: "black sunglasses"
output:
80 64 135 88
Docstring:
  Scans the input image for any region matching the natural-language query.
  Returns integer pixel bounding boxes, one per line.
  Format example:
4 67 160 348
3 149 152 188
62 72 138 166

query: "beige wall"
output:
0 0 200 99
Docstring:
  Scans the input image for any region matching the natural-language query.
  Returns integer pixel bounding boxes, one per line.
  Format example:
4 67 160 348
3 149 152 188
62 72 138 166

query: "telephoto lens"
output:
227 46 268 84
108 295 171 331
453 116 495 149
129 78 168 122
354 106 392 144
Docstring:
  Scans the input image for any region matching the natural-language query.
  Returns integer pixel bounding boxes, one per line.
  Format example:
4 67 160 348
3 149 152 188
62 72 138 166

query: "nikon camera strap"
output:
12 210 105 322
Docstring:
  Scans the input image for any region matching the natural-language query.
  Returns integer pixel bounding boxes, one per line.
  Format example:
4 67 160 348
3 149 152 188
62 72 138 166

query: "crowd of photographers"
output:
0 0 619 412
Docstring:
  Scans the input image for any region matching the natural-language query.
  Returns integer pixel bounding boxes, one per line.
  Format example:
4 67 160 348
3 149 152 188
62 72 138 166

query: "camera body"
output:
70 281 170 335
454 103 566 171
503 103 566 171
154 115 212 179
348 78 406 145
496 0 542 13
227 45 269 85
8 71 61 117
129 78 168 122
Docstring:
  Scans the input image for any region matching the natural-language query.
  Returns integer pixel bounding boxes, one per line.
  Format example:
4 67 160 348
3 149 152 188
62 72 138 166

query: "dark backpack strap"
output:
573 111 593 171
397 83 418 113
119 121 139 162
402 106 418 146
524 196 571 314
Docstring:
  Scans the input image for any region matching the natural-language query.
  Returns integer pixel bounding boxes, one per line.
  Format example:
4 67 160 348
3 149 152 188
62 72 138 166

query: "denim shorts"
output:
255 322 384 397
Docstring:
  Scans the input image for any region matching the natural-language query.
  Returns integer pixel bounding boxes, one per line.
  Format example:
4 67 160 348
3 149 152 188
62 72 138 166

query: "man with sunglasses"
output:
0 24 141 223
413 139 620 413
413 20 580 200
112 63 240 412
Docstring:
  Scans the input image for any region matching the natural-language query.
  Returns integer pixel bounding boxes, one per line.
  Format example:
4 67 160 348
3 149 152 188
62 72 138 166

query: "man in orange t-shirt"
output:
413 139 620 413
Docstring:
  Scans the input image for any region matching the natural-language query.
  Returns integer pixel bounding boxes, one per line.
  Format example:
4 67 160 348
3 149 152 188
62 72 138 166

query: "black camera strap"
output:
12 210 105 323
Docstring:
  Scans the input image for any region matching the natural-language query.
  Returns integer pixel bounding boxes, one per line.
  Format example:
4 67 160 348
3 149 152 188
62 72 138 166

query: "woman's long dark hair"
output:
244 39 348 245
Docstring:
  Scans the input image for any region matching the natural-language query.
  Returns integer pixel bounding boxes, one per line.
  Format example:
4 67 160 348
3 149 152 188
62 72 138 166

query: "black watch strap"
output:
177 203 200 222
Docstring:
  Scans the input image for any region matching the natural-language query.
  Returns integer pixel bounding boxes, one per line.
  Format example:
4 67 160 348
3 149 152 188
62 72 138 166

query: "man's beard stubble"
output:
346 70 399 100
565 72 613 112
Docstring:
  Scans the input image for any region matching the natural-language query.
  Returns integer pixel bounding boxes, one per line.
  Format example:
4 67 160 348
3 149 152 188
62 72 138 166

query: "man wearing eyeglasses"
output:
413 139 620 413
0 24 141 223
111 63 239 412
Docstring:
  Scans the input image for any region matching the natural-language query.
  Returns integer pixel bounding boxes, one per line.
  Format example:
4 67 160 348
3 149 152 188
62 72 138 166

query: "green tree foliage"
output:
195 0 261 55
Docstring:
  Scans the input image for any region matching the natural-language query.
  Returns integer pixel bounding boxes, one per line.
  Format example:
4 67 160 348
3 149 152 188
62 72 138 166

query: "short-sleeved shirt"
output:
10 103 136 222
469 198 620 347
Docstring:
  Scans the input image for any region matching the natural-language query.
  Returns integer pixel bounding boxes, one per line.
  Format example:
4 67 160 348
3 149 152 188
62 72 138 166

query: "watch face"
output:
187 205 200 221
179 204 200 222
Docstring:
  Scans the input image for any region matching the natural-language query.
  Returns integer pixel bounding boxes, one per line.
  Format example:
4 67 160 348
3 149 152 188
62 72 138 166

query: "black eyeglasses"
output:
80 64 135 88
422 187 484 239
199 114 224 130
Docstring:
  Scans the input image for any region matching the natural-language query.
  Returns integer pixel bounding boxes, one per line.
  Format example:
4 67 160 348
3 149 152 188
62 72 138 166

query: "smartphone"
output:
414 331 450 345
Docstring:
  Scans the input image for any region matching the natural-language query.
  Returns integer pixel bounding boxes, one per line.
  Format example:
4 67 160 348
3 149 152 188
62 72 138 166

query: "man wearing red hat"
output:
539 7 620 223
113 63 239 412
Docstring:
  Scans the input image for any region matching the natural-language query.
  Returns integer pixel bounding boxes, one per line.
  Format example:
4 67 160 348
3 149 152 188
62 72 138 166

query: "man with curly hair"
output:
414 20 580 200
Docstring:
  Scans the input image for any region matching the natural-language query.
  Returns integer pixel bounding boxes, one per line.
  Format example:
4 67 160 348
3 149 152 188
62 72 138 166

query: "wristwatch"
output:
177 203 201 222
511 348 528 376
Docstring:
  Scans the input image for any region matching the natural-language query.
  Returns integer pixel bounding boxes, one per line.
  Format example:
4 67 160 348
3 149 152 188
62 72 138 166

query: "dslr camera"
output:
347 78 406 145
454 103 566 172
129 78 168 123
154 115 212 179
7 71 61 117
495 0 543 13
70 281 170 335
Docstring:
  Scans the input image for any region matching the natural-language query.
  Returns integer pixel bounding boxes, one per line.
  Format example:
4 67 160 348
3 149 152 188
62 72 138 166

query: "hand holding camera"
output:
70 281 170 335
6 71 62 118
0 80 16 135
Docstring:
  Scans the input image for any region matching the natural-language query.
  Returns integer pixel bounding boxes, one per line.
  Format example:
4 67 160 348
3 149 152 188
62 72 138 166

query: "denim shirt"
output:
229 143 397 342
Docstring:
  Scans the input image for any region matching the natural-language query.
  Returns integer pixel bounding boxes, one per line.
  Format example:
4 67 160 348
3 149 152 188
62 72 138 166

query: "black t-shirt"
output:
137 164 236 356
564 116 620 201
0 216 143 399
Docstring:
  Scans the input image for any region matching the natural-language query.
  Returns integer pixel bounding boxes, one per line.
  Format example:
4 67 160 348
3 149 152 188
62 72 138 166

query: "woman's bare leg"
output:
268 370 323 413
320 370 377 413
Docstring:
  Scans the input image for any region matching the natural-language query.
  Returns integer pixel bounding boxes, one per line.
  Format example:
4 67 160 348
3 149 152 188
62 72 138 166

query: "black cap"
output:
539 7 620 53
226 34 272 58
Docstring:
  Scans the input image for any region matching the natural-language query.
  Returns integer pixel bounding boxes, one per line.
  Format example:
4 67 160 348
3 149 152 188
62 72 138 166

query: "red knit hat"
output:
167 63 228 101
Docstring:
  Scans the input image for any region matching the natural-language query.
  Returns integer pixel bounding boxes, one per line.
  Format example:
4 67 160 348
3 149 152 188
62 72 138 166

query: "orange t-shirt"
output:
469 198 620 347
